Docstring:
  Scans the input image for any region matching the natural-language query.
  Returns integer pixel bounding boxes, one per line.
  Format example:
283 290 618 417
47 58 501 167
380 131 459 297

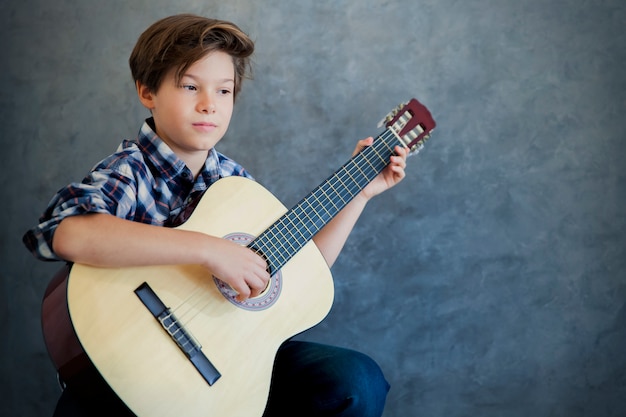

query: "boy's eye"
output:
219 89 232 95
182 84 197 91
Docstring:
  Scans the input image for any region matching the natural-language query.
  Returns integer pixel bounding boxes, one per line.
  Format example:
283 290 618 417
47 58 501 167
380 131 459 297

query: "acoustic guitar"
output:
41 98 436 416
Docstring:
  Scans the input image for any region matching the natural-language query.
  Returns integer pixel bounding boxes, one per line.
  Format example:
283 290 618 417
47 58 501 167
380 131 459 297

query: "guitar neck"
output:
249 128 402 274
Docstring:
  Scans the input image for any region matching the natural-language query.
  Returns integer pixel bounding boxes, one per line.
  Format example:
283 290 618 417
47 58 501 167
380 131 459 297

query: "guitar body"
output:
44 176 335 417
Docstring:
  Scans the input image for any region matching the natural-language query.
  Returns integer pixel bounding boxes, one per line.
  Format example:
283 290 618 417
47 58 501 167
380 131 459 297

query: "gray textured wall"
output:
2 0 625 416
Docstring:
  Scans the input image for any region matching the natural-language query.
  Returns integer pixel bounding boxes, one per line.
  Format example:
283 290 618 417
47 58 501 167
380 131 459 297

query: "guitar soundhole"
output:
213 232 282 311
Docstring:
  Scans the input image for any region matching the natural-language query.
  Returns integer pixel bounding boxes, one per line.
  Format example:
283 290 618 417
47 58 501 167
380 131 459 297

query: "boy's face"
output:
137 51 235 168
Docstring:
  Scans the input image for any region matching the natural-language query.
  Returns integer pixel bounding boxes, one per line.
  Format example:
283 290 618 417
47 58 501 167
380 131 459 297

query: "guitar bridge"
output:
134 282 221 386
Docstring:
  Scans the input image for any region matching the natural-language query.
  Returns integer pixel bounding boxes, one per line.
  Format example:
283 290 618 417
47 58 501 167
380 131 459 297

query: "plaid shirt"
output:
23 118 252 261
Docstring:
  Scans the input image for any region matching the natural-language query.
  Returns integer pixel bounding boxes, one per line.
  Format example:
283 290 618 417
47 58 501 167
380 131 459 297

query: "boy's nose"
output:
198 94 216 113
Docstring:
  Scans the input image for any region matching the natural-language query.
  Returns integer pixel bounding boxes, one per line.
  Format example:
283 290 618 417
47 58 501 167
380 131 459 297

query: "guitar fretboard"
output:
248 128 401 275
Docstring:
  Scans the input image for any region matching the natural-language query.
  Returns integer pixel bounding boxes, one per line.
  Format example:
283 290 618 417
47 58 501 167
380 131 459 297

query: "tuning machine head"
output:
378 99 436 156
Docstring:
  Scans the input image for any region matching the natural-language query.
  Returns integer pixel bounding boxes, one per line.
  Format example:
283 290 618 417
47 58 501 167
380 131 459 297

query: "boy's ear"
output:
136 81 156 110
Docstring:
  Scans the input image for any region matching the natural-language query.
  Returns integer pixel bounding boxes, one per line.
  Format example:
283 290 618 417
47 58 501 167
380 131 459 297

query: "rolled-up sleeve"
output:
23 166 137 261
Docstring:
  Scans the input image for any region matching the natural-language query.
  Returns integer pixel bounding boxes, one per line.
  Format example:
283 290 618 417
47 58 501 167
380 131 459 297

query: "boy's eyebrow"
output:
182 73 235 84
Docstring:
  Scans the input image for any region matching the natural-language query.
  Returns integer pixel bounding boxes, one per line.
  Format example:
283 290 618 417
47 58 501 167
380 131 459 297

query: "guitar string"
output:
167 276 216 339
168 126 405 327
256 127 400 272
260 127 400 270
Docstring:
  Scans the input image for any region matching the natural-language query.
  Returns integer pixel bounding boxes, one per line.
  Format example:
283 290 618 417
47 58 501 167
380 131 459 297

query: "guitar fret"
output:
275 222 300 255
259 229 288 272
325 181 348 205
369 146 387 167
291 205 316 237
278 217 295 248
352 162 368 183
264 236 287 269
300 197 325 231
336 169 361 198
342 166 360 191
318 183 341 212
283 215 309 246
287 212 311 242
310 192 333 220
361 152 379 174
269 223 295 256
333 171 354 200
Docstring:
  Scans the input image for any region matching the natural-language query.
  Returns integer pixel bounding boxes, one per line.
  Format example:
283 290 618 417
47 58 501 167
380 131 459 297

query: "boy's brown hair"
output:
129 14 254 98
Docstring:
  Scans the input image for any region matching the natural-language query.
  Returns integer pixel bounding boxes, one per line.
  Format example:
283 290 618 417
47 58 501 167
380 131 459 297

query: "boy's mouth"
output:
192 122 218 132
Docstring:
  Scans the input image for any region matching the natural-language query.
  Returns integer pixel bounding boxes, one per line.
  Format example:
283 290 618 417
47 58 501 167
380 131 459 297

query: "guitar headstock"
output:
379 98 436 155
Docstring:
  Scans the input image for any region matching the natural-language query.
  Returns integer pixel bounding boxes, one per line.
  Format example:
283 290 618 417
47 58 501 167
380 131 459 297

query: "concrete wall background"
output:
1 0 625 416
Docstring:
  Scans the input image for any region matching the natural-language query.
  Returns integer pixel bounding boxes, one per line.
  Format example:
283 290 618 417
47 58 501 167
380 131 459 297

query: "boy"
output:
24 14 407 417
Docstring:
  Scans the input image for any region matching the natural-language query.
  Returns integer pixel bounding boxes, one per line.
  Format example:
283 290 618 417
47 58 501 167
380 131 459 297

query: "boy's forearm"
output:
53 192 368 272
52 213 210 267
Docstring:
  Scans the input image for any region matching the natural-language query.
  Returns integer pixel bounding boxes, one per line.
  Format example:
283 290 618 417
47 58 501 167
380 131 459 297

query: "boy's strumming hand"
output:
353 137 408 201
202 237 271 302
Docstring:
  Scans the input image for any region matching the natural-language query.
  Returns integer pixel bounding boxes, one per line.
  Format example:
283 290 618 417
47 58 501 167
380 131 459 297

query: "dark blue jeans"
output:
53 340 390 417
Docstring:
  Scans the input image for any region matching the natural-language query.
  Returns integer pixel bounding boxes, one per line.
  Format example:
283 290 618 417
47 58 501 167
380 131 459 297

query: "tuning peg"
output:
407 133 432 157
377 102 408 128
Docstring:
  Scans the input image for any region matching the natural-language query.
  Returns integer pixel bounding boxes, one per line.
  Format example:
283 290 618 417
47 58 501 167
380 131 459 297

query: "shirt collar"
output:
135 118 188 182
